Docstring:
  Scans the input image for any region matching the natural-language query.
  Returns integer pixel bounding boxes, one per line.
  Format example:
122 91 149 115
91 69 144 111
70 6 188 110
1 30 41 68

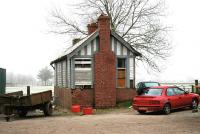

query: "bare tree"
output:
6 72 37 86
37 67 53 86
49 0 171 72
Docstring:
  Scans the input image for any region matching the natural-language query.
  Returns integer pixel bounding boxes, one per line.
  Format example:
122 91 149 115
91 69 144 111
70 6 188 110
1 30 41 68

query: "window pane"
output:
75 64 91 68
118 58 126 68
167 88 175 96
144 82 160 88
144 88 163 96
74 58 92 88
174 88 185 95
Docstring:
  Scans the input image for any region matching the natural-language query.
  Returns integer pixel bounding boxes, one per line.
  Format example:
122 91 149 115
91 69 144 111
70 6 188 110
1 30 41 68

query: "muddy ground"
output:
0 108 200 134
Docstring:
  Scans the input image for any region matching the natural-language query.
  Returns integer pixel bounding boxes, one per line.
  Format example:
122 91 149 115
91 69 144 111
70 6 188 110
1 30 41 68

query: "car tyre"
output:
163 103 171 115
191 99 198 109
138 110 146 114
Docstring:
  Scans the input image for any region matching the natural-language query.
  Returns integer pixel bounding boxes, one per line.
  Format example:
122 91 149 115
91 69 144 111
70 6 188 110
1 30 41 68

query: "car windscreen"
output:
144 88 163 96
144 82 160 88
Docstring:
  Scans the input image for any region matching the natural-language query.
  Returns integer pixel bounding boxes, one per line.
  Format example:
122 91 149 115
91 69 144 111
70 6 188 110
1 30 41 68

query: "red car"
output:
133 86 200 114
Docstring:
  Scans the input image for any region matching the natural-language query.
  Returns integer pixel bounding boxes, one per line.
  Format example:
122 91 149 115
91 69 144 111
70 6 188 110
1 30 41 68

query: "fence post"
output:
192 85 194 93
27 86 30 96
195 80 198 93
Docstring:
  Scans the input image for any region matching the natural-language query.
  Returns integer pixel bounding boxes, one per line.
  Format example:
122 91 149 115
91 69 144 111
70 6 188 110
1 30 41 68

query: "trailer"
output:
0 89 53 121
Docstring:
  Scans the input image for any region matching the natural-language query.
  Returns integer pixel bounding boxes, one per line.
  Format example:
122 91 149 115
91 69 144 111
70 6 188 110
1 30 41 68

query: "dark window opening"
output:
118 58 126 68
130 80 133 88
75 85 92 89
75 64 91 68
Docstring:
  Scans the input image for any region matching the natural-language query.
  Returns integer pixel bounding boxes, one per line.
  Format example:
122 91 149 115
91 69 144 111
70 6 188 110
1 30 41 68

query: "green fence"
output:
0 68 6 94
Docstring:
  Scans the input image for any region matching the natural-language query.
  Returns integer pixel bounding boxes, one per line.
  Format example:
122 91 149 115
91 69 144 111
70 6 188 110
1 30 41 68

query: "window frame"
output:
74 58 92 88
117 58 126 88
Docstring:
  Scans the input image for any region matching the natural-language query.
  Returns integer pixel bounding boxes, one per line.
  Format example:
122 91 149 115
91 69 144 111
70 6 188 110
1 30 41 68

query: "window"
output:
173 87 185 95
117 58 126 88
118 58 126 68
144 82 160 88
74 58 92 88
166 88 175 96
144 88 163 96
130 80 133 88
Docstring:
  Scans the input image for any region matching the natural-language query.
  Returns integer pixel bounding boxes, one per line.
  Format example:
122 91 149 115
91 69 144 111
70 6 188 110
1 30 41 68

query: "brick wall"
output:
54 87 94 108
54 87 136 108
94 52 116 108
71 89 94 107
116 88 137 102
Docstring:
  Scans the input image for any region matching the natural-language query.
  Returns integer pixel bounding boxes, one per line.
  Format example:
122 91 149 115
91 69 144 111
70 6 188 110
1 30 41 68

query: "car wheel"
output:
163 103 171 115
18 110 28 117
43 102 53 116
138 110 146 114
191 99 198 109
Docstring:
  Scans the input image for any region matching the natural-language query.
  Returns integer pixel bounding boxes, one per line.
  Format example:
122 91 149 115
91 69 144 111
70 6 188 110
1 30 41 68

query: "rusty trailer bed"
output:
0 90 53 121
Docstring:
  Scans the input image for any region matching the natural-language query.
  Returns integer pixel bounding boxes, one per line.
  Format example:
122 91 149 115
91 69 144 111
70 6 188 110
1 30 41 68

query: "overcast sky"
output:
0 0 200 82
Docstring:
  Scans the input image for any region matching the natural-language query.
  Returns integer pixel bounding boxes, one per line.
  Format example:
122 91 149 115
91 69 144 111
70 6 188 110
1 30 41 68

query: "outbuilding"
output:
50 14 141 108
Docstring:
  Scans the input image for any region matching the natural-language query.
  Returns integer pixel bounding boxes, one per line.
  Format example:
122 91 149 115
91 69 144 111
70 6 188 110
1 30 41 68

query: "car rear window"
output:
144 82 160 88
144 88 163 96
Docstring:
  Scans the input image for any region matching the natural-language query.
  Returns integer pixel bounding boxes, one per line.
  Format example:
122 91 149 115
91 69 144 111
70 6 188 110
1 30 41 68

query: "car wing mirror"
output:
184 91 189 94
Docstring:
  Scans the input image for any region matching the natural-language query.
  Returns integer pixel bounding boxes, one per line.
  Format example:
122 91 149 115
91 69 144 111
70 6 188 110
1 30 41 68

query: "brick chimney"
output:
98 14 111 52
94 14 116 108
87 22 98 35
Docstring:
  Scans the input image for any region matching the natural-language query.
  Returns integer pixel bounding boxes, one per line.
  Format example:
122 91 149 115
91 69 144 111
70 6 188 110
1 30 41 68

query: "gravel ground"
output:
0 108 200 134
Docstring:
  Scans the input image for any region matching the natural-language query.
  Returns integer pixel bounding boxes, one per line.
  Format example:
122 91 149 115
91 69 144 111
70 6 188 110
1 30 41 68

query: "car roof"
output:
149 85 176 89
138 81 160 83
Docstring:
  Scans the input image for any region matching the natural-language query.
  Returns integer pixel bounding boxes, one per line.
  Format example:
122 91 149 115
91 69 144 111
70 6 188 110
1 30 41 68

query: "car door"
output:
173 87 186 107
179 88 192 106
166 88 179 109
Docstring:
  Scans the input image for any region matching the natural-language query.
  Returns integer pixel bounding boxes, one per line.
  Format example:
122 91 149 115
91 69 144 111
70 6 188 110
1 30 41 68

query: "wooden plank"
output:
118 69 125 79
118 79 126 88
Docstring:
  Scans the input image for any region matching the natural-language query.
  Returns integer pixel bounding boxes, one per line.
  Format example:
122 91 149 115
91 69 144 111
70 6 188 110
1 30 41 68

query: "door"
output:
166 88 180 109
174 87 191 106
173 87 186 107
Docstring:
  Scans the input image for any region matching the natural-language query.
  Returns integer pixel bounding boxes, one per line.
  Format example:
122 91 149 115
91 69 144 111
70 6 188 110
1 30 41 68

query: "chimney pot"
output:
87 22 98 35
72 38 81 45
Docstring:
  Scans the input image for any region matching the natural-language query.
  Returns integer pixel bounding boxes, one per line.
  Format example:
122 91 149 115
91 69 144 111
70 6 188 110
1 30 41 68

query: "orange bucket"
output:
71 105 80 113
83 107 93 115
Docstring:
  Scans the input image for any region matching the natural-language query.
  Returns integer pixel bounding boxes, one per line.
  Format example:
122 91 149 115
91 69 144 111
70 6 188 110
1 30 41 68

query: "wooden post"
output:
27 86 30 96
192 85 194 93
195 80 198 93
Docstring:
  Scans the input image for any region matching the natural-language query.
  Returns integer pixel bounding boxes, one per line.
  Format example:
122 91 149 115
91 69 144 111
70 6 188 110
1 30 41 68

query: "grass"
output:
116 101 132 108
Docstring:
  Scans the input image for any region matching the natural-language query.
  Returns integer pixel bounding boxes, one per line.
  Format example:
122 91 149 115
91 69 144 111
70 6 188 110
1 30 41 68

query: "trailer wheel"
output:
18 110 28 117
5 116 10 122
43 102 53 116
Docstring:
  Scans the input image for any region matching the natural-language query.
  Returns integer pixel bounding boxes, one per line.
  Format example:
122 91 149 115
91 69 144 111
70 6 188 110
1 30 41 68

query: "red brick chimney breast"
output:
94 14 116 108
